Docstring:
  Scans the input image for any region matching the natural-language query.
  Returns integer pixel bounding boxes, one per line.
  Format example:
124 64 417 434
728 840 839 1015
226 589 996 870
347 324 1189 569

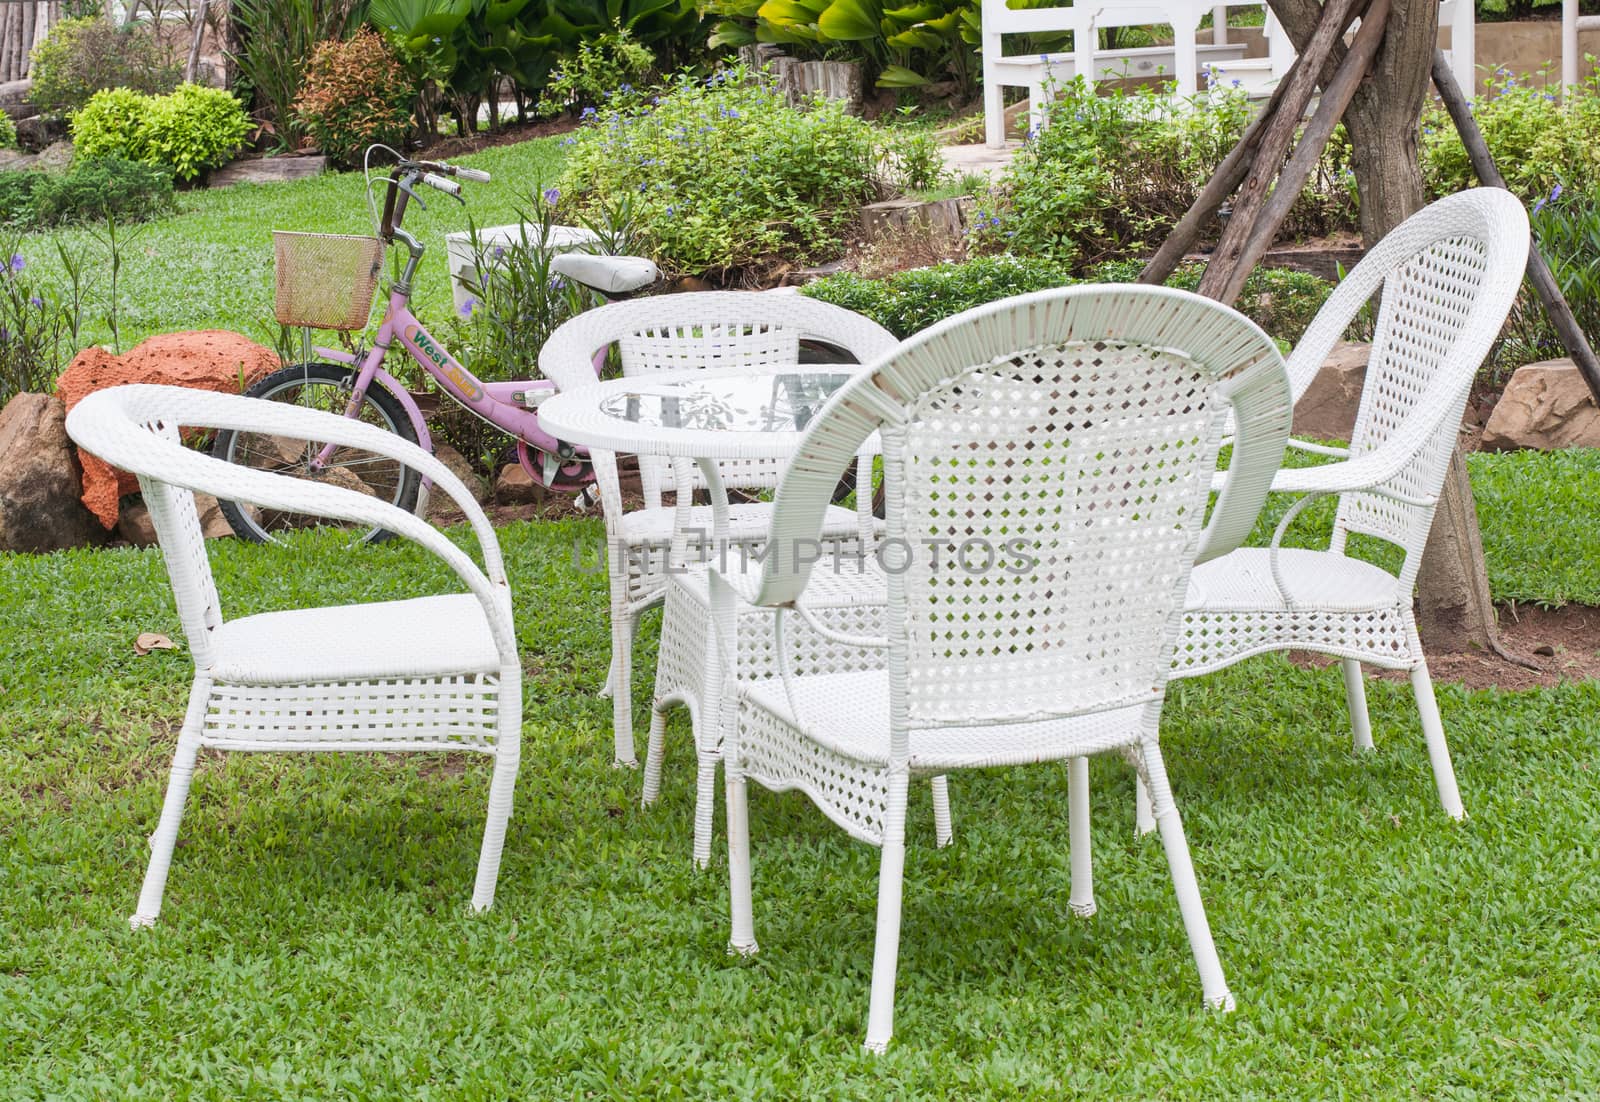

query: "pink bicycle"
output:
212 150 657 544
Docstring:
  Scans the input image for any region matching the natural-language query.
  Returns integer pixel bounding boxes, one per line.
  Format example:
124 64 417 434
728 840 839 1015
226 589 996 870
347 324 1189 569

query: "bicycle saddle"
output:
552 254 659 296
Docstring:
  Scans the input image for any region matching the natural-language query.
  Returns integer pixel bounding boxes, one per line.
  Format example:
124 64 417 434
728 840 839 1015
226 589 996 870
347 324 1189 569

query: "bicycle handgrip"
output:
421 172 462 196
455 167 492 183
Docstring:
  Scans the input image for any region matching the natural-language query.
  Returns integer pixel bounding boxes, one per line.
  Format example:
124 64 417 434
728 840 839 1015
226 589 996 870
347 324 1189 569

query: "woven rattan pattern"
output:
64 385 522 924
273 232 384 331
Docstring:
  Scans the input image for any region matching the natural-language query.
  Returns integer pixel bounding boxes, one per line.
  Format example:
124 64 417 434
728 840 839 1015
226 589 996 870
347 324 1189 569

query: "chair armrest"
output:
67 386 519 661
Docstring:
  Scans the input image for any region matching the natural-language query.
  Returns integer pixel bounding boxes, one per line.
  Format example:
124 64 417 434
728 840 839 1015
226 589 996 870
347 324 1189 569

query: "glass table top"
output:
596 371 853 435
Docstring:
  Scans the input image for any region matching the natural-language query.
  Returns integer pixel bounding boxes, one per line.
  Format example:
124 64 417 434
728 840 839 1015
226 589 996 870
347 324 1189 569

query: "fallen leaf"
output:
134 633 177 656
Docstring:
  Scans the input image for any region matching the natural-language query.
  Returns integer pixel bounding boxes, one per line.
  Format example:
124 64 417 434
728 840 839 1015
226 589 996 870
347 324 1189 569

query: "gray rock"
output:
32 140 74 171
207 155 326 188
1292 341 1369 442
0 148 37 172
14 115 66 152
0 393 110 553
0 79 31 107
1482 359 1600 451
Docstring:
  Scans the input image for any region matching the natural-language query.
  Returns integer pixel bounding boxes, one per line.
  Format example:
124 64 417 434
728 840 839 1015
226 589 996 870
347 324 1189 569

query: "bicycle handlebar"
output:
421 172 461 197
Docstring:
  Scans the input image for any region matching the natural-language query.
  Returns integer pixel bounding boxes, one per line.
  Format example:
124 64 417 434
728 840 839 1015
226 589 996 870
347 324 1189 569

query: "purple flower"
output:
459 296 478 318
544 187 560 205
493 246 505 260
7 254 22 274
581 106 598 118
29 295 43 308
1551 183 1564 202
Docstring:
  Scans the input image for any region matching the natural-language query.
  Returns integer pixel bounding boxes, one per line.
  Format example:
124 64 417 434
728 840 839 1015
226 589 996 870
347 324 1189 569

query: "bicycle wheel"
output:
212 362 422 544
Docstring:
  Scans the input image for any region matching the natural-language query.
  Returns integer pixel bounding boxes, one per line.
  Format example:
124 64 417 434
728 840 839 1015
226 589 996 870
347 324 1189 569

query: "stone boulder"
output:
496 462 540 505
117 493 236 546
435 444 490 503
1482 359 1600 451
56 331 280 529
1291 341 1368 442
0 393 110 553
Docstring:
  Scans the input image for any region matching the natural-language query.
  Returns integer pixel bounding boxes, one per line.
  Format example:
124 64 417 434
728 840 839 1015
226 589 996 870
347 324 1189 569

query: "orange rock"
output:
56 331 280 527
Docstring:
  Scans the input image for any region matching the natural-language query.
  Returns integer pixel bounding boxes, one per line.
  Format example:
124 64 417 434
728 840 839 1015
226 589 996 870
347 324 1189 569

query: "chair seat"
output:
209 594 500 685
741 669 1150 772
1186 548 1403 613
618 502 864 546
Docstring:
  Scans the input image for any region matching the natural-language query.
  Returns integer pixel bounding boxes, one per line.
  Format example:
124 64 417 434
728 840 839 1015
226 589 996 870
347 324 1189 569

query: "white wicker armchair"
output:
64 385 523 925
538 292 897 767
710 286 1293 1051
1167 187 1531 827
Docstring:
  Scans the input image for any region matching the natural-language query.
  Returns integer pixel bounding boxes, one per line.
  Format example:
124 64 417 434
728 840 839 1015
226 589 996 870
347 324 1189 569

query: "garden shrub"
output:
230 0 367 149
0 109 16 150
540 27 655 117
1421 66 1600 203
803 255 1076 338
26 16 178 118
293 28 416 168
1493 195 1600 380
0 173 44 226
25 157 176 227
970 78 1357 269
804 255 1332 344
72 84 250 182
559 67 891 279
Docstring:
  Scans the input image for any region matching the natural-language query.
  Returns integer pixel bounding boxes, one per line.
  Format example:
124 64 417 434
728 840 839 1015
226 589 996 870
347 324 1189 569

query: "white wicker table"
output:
536 367 874 545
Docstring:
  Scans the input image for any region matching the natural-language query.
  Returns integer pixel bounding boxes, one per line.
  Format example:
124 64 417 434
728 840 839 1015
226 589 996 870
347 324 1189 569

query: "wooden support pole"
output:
1430 48 1600 407
1142 0 1364 285
1204 0 1390 303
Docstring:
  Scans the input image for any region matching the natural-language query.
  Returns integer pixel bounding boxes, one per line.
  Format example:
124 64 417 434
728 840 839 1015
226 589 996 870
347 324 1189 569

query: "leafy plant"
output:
71 84 251 182
25 16 179 119
293 28 417 168
559 66 886 279
0 241 90 404
0 110 16 151
1421 64 1600 204
228 0 369 150
539 25 655 116
804 253 1332 343
0 157 176 229
704 0 981 94
1492 191 1600 379
969 77 1355 269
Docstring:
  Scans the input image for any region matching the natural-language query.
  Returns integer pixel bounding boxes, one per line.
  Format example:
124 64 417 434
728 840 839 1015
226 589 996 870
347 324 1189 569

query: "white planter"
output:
443 223 600 315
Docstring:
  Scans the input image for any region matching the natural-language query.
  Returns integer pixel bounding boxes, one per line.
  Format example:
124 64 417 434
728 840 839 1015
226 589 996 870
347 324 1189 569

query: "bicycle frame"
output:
304 156 590 488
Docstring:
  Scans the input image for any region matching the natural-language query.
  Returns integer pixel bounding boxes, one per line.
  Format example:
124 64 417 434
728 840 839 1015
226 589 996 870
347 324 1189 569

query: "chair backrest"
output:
755 285 1290 738
539 292 898 509
1286 188 1528 581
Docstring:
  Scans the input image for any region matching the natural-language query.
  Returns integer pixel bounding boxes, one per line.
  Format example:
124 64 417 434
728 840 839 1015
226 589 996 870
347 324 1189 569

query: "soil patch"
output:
1292 602 1600 691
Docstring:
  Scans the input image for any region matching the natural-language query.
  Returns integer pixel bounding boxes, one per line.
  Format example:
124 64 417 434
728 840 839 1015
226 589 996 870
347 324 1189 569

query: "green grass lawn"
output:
11 138 567 353
4 469 1599 1095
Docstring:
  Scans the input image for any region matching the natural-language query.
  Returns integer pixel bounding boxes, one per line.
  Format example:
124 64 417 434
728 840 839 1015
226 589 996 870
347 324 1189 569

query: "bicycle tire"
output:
212 362 422 545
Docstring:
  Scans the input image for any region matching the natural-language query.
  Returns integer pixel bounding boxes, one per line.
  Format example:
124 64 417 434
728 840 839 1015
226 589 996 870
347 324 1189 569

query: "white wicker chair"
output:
1163 187 1531 828
538 292 897 767
710 285 1293 1051
64 384 523 925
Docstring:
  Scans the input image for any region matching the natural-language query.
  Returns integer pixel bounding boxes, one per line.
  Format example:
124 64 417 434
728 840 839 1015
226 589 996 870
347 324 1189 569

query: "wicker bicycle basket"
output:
273 232 385 331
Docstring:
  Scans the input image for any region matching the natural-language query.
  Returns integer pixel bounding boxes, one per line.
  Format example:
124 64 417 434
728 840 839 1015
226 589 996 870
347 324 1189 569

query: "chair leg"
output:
726 758 759 957
131 684 209 929
863 771 910 1054
693 757 718 870
471 747 521 913
1342 659 1374 752
1068 756 1096 917
642 705 669 807
610 599 637 767
1135 774 1156 836
931 775 953 848
1411 661 1466 820
1141 738 1234 1012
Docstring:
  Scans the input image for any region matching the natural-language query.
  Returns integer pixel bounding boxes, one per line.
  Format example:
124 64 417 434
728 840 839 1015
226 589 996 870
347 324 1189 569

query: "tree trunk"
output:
1269 0 1503 654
